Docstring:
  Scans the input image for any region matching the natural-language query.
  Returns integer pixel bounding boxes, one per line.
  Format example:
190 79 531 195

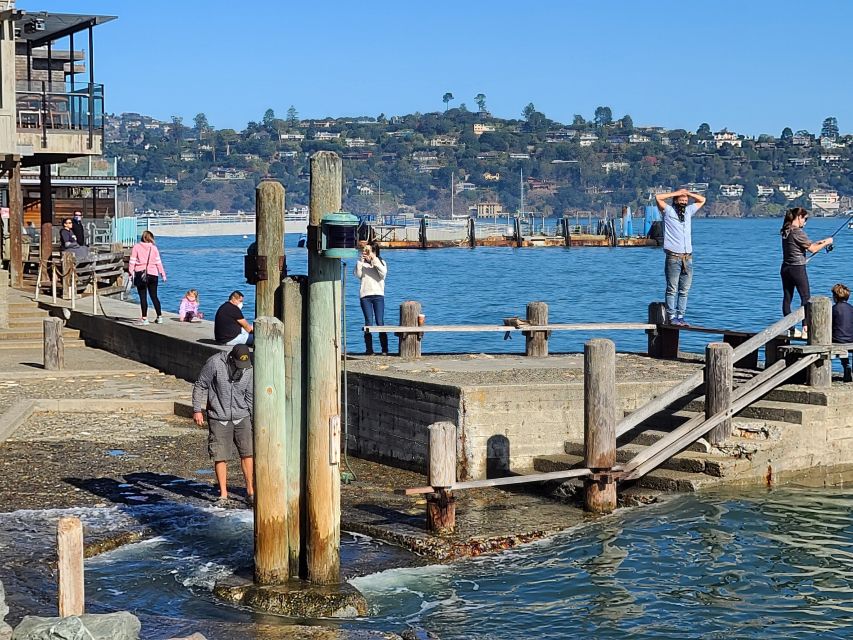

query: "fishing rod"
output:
806 209 853 263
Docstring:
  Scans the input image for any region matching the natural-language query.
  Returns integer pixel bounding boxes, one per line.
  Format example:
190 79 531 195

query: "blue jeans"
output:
225 328 254 346
664 253 693 320
360 295 388 354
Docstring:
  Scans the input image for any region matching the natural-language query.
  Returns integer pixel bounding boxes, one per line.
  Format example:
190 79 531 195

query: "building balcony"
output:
15 80 104 159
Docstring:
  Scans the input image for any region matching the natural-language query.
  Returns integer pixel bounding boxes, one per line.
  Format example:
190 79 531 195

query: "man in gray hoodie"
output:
192 344 254 505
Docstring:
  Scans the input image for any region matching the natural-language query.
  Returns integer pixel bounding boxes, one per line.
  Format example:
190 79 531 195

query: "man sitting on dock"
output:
655 188 705 326
214 290 254 346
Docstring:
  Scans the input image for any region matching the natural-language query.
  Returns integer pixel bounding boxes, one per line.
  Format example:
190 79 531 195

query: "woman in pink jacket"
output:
129 230 167 325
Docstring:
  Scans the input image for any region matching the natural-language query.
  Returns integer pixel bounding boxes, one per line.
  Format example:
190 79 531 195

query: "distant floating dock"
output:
365 216 662 249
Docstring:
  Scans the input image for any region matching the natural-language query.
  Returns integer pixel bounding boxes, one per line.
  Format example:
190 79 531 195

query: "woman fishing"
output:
780 207 833 338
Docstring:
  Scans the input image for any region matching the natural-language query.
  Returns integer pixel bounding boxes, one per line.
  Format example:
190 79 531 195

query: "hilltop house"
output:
809 189 840 212
714 130 742 148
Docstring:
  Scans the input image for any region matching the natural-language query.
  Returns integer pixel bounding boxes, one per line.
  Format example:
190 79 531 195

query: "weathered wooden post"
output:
705 342 734 445
426 422 456 535
51 263 58 303
255 179 286 319
43 317 64 371
647 301 678 358
807 296 832 389
253 316 289 585
583 338 617 514
282 275 308 578
0 268 8 329
7 157 23 288
306 151 342 585
525 301 549 357
57 516 84 617
399 301 422 359
62 252 75 300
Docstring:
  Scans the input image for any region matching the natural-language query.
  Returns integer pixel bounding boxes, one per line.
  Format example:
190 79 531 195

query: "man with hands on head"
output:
655 188 706 326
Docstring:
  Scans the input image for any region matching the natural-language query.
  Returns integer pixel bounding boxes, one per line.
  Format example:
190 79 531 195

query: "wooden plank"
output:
366 323 656 334
401 466 597 495
675 325 753 337
777 344 853 355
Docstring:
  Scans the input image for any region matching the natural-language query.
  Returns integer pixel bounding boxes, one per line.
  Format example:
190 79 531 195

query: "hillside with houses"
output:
105 104 853 219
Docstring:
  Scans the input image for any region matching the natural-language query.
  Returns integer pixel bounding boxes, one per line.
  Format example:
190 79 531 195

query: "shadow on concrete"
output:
19 362 44 369
351 502 424 529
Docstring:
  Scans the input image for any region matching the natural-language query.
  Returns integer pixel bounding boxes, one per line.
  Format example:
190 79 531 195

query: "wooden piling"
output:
583 338 617 514
253 316 289 585
647 301 678 358
7 157 23 288
525 301 549 357
426 422 456 535
306 151 342 585
57 516 84 617
62 252 75 300
282 275 308 578
705 342 733 445
255 180 286 319
807 296 832 389
399 301 422 359
43 317 64 371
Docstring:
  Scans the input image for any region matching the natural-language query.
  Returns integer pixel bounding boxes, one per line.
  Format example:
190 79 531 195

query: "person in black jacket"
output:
59 218 79 251
71 211 86 247
832 283 853 383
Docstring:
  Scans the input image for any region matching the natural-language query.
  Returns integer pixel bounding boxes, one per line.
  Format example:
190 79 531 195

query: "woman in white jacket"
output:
354 242 388 354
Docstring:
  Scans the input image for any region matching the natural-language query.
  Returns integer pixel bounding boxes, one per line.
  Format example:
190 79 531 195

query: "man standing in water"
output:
192 344 255 506
655 188 706 325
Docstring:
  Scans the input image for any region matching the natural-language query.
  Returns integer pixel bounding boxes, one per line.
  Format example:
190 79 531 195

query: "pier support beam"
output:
282 275 308 578
253 317 289 585
525 301 548 357
43 317 64 371
807 296 832 389
399 301 422 359
39 164 54 270
583 338 617 514
426 422 456 535
6 156 23 288
306 151 342 585
255 180 286 319
705 342 733 445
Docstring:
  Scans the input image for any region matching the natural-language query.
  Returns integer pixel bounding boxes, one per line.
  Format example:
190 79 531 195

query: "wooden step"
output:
0 339 85 350
8 309 49 319
0 328 80 341
563 442 753 477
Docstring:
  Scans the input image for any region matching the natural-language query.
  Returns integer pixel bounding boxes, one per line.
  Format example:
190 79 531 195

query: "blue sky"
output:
22 1 853 135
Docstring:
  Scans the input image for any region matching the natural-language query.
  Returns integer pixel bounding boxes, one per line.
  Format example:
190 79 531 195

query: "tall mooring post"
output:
525 301 548 357
6 156 23 288
282 275 308 578
255 180 286 318
807 296 832 389
426 422 456 535
253 317 289 585
57 516 84 617
306 151 343 584
705 342 734 445
583 338 617 513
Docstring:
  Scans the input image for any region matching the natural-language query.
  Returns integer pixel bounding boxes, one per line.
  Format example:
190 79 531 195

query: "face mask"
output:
237 302 243 309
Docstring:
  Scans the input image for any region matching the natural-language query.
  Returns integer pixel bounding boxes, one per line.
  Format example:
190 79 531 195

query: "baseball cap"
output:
230 344 252 368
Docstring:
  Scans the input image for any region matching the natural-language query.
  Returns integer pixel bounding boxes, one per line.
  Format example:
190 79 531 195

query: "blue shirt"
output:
662 203 697 254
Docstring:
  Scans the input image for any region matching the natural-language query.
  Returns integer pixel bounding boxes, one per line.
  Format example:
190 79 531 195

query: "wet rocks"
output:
0 581 11 640
11 612 141 640
165 634 207 640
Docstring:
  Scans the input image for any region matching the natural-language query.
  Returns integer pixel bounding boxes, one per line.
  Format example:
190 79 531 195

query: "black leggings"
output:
136 274 161 317
781 264 810 326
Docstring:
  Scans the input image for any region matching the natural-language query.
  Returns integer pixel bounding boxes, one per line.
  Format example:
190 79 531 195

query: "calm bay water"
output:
146 217 853 356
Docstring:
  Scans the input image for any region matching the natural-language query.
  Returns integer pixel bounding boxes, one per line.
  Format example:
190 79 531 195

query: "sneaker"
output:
677 317 690 327
154 316 164 324
670 317 687 327
135 318 149 326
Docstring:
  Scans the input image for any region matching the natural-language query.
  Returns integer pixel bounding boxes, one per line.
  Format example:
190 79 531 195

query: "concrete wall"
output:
346 372 665 480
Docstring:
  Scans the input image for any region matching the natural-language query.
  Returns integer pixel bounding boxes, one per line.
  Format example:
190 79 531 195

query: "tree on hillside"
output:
780 127 793 143
572 114 586 128
821 116 839 139
697 122 712 139
475 93 487 112
522 103 536 121
621 114 634 131
193 113 210 138
286 106 299 126
442 92 454 111
263 109 276 127
594 106 613 127
170 115 185 142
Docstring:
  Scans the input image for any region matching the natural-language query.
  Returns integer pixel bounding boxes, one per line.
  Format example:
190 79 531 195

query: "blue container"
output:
644 205 660 235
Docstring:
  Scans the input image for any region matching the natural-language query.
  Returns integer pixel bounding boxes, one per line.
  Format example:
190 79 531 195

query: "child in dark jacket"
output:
831 283 853 382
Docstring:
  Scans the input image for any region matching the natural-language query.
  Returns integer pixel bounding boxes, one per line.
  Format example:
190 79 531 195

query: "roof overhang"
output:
14 11 116 48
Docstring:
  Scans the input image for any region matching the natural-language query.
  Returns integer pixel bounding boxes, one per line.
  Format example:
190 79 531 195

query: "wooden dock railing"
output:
398 299 832 525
